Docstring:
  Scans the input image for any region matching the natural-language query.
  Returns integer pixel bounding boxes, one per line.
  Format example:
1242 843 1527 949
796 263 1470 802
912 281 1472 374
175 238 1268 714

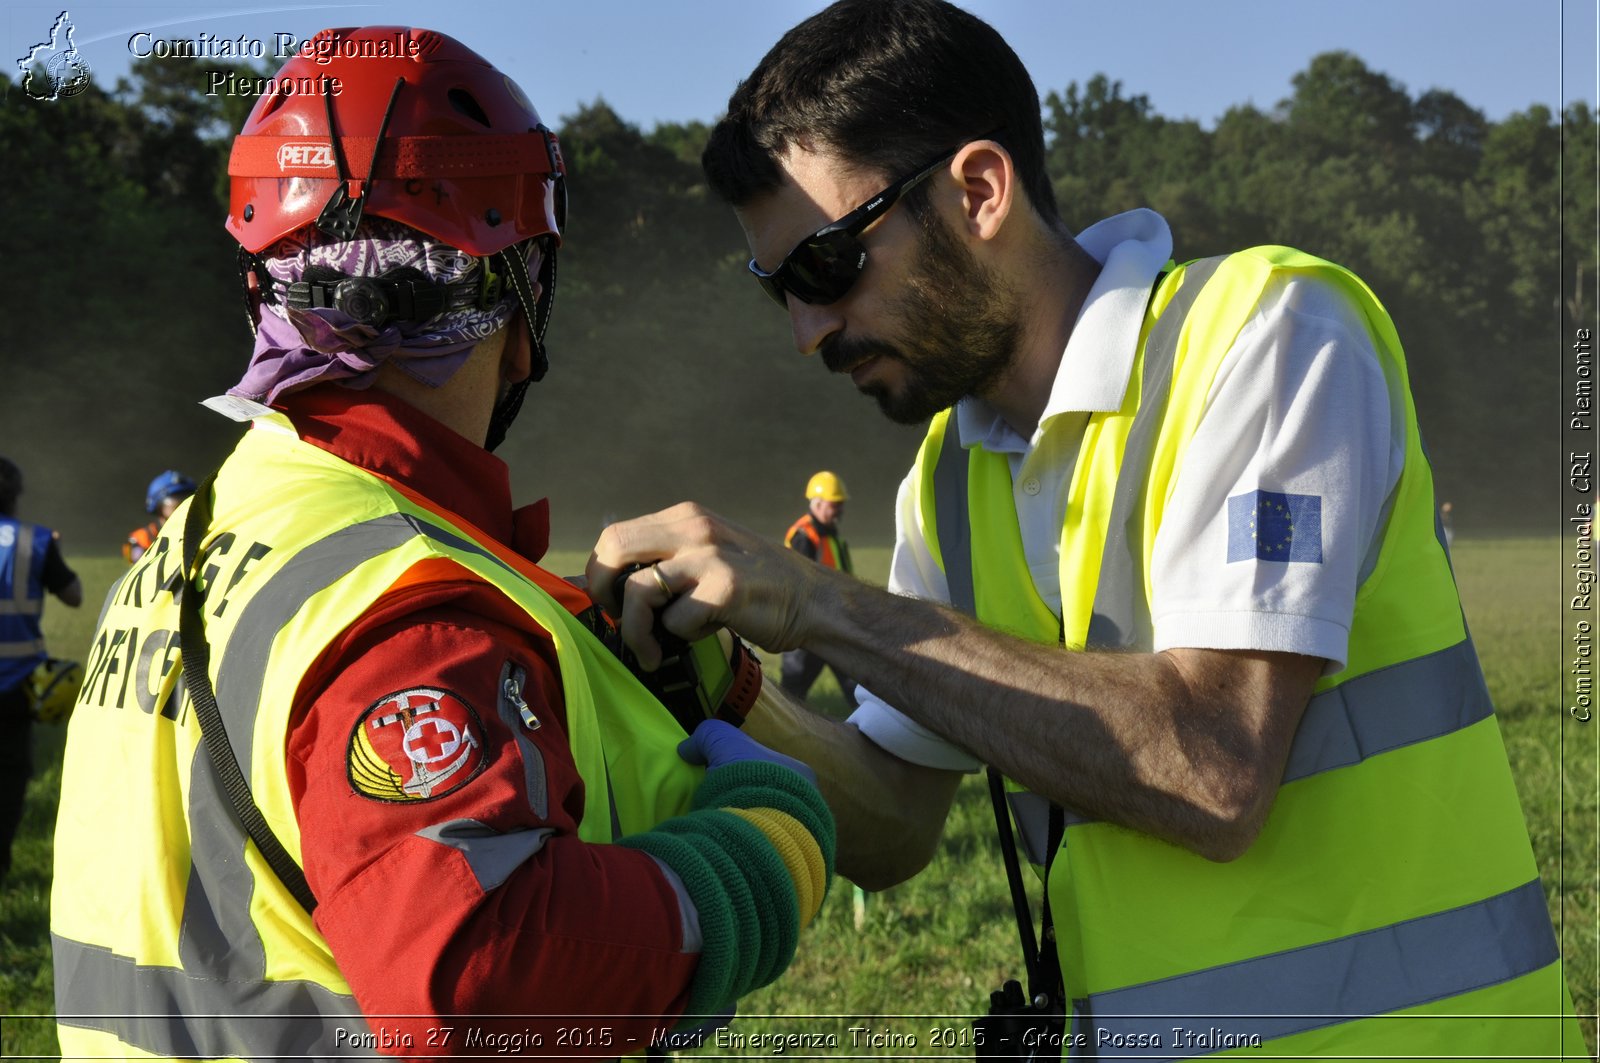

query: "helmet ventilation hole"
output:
448 87 492 127
411 29 444 57
256 85 288 119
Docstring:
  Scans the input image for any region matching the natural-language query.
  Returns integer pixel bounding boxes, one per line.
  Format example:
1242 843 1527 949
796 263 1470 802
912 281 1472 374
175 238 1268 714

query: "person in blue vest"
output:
588 0 1588 1055
0 456 81 880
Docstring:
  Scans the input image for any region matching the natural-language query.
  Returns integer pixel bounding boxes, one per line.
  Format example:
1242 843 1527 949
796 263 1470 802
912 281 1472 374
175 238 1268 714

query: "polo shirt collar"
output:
955 208 1173 451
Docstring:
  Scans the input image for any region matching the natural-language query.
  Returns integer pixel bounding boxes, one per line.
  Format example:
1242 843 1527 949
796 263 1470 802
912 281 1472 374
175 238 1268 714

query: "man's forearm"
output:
743 683 961 890
797 566 1321 861
585 502 1319 861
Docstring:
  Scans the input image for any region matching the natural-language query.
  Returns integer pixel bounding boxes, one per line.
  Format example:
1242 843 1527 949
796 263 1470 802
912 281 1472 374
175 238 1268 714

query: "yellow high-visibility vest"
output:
52 413 703 1061
910 248 1585 1056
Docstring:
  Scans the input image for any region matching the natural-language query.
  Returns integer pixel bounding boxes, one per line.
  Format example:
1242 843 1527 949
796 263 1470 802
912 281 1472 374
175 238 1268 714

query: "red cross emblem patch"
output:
348 687 488 802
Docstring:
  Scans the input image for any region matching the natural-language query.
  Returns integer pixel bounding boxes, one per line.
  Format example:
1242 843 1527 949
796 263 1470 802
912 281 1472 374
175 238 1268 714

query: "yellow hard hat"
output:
27 657 83 724
806 471 849 502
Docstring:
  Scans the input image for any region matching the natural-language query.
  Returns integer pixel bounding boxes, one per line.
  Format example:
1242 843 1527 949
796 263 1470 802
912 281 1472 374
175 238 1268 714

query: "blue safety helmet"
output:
146 470 197 514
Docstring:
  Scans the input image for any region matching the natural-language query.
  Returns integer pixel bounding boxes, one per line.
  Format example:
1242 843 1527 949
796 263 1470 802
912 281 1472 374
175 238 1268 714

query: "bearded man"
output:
588 0 1588 1057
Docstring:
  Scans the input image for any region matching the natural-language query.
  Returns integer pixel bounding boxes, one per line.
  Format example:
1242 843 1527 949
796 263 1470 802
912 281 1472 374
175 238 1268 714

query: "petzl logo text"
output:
276 142 335 170
17 11 93 101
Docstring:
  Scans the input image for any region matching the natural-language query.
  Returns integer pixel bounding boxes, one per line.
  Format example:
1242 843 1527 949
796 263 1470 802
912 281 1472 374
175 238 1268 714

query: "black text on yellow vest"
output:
52 417 706 1060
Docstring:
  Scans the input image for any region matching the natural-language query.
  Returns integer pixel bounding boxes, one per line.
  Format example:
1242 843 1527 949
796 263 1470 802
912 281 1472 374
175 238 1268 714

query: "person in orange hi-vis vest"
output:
122 470 195 564
781 472 858 708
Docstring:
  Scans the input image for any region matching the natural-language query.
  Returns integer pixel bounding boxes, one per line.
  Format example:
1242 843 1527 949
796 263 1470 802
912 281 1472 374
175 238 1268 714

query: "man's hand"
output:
588 508 1323 867
587 503 834 668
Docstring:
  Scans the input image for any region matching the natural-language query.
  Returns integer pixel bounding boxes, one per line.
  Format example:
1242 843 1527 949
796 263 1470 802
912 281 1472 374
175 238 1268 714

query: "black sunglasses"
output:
748 145 967 309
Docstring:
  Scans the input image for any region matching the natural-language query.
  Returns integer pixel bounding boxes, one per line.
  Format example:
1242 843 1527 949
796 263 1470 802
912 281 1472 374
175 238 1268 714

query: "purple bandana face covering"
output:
230 217 538 405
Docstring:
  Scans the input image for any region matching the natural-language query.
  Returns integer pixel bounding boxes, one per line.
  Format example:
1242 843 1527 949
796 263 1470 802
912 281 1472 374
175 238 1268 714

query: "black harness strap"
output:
180 475 317 913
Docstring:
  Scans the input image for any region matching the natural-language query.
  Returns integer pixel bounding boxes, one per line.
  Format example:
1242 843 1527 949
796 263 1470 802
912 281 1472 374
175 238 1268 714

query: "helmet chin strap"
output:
484 236 557 452
485 378 530 454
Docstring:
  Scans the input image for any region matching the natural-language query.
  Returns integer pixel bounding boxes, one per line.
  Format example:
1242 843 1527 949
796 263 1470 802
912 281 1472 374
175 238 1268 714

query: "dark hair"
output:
702 0 1057 223
0 457 20 516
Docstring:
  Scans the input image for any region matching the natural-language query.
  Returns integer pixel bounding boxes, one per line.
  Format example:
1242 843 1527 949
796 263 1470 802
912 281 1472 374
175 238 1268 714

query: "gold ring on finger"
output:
650 563 673 599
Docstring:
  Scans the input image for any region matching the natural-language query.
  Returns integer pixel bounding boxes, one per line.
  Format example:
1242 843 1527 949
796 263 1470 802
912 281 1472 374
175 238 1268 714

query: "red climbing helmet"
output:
226 26 564 256
225 27 567 422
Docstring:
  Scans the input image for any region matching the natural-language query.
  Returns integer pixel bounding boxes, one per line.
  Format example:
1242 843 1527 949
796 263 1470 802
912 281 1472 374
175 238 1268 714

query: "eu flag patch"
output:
1227 491 1323 563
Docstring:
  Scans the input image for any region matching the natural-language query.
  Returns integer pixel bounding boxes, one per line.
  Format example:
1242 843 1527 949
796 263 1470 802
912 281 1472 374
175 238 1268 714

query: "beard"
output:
820 206 1023 425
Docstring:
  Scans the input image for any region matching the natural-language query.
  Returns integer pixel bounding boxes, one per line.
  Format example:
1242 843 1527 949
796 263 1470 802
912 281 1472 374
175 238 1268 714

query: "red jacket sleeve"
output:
287 578 699 1056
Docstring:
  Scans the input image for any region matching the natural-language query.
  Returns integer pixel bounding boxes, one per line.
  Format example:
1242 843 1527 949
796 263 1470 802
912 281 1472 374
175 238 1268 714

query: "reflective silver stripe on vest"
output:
55 513 460 1056
0 638 45 658
1005 637 1496 856
58 506 615 1060
932 421 976 617
0 522 41 616
1085 878 1558 1061
52 930 366 1059
8 525 30 608
932 259 1223 632
1280 637 1492 782
214 513 432 779
196 508 527 974
211 510 625 835
1085 257 1223 651
179 747 272 982
932 261 1221 855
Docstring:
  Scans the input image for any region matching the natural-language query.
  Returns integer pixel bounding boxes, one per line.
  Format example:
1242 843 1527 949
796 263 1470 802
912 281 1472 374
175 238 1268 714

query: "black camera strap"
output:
987 769 1066 1012
180 475 317 913
1035 802 1066 1009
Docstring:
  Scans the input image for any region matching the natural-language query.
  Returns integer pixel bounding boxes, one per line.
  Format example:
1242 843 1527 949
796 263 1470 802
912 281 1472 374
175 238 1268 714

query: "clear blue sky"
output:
5 1 1595 130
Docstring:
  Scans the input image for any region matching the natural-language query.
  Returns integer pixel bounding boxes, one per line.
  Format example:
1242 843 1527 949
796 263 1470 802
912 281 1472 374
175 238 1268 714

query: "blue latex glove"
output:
678 719 818 786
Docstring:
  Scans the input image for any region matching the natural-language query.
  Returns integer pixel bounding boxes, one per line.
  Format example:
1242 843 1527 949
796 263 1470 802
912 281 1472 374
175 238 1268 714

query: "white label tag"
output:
201 394 273 421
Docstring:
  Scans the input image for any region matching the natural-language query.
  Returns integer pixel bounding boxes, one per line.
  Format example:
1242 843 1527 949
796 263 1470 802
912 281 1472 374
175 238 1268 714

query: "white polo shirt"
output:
848 209 1407 771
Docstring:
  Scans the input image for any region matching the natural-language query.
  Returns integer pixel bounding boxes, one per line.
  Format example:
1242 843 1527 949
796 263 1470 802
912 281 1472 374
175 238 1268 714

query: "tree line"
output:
1 51 1591 550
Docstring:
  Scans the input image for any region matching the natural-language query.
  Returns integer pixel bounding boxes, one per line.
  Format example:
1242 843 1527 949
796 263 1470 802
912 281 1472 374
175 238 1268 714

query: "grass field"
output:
1 539 1595 1058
